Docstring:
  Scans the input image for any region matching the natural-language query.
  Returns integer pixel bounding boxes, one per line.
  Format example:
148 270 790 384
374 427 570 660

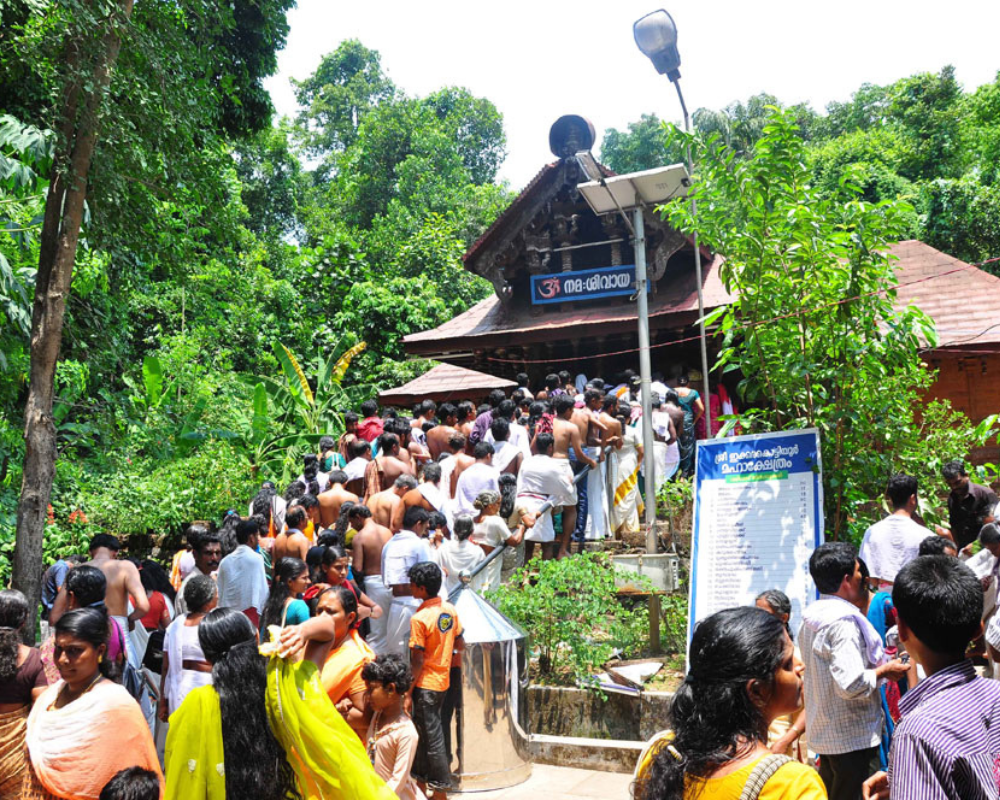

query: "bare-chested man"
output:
410 400 437 440
318 469 359 527
369 474 418 531
363 433 412 502
449 433 478 497
394 418 430 472
343 437 372 497
599 394 624 452
426 403 459 460
568 389 610 543
455 401 476 445
273 505 311 565
552 394 596 558
52 533 148 631
391 462 446 531
350 504 394 654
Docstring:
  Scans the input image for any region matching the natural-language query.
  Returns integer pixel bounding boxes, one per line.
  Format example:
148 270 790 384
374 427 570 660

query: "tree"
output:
661 108 941 538
14 0 138 644
293 39 396 168
233 120 305 242
6 0 294 641
600 114 685 173
692 93 782 155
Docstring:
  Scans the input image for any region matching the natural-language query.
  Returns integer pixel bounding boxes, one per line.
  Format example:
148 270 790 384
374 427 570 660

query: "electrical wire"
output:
481 254 1000 365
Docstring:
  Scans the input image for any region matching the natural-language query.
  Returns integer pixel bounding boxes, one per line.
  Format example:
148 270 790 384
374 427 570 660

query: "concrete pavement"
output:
456 764 634 800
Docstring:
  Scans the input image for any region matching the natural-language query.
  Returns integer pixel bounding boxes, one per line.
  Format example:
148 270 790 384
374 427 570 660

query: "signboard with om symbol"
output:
529 264 637 305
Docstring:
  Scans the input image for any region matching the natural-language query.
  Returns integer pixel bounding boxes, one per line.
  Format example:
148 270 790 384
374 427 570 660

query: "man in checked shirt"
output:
800 543 909 800
863 555 1000 799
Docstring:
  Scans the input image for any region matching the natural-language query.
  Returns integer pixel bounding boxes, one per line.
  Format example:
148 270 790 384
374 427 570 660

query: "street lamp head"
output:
634 9 681 81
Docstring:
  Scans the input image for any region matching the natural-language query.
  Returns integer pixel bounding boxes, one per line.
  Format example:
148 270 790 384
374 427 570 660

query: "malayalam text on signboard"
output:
529 265 636 305
688 429 824 645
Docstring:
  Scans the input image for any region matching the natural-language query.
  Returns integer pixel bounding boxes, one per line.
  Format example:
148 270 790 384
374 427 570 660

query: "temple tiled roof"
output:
378 363 516 407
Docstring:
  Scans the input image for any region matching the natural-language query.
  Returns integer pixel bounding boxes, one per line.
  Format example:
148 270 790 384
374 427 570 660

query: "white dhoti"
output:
385 596 421 662
584 454 608 541
363 575 395 656
518 494 555 543
551 459 578 507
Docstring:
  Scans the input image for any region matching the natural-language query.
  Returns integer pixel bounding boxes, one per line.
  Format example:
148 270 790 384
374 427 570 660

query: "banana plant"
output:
260 338 369 436
240 338 370 482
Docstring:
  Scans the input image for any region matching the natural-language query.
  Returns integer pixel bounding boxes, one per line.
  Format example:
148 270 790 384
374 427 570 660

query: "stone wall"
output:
528 685 673 742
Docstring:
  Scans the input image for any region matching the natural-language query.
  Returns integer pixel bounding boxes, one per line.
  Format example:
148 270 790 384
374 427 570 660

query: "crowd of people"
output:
4 367 723 800
636 462 1000 799
6 364 997 800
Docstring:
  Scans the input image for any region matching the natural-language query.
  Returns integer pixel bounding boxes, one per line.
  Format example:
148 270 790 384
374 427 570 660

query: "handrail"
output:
464 446 612 581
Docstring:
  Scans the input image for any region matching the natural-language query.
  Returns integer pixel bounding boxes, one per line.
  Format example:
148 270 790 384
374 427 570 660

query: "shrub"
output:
487 551 652 686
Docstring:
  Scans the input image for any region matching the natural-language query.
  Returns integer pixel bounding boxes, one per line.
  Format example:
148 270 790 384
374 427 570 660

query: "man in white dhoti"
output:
650 398 679 497
517 433 576 560
381 506 434 661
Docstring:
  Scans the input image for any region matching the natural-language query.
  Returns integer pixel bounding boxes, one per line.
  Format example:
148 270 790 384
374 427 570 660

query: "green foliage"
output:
79 439 258 540
488 552 652 686
656 476 692 525
659 593 689 656
661 108 952 538
293 39 396 166
600 113 686 174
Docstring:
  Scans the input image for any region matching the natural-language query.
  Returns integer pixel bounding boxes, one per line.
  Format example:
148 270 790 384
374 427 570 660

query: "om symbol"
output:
537 277 561 299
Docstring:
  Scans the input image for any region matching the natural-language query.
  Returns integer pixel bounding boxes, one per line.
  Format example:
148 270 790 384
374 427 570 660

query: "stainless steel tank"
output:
447 570 532 791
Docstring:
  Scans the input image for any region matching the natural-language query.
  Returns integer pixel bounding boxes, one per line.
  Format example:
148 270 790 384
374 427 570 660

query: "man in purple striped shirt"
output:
863 555 1000 799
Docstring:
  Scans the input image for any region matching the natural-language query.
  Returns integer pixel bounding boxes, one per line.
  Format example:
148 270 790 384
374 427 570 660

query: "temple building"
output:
404 116 1000 454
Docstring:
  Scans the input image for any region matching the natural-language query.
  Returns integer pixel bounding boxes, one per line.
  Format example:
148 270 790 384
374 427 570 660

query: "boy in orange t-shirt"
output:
408 561 463 800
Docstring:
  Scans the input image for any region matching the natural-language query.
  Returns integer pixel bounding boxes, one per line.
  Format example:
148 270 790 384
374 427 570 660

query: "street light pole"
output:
634 7 712 434
673 81 712 414
633 207 659 553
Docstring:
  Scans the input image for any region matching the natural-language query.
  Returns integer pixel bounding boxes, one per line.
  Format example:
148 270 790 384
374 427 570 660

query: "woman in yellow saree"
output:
165 608 393 800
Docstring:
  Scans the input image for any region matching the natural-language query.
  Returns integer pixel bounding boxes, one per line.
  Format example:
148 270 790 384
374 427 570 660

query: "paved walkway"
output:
457 764 633 800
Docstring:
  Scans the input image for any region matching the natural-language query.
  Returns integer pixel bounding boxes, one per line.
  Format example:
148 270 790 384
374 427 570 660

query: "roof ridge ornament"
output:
549 115 595 160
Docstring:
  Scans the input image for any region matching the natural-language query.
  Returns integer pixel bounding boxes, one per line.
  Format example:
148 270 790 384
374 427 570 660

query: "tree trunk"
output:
11 0 135 644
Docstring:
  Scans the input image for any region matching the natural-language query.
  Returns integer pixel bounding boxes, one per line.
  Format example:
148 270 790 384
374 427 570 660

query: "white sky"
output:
264 1 1000 191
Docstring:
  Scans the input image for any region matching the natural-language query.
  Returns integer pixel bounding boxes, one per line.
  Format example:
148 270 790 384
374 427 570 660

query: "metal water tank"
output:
448 575 532 791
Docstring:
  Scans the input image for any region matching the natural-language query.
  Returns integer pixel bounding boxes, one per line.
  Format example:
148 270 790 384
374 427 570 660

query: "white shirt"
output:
439 454 457 500
438 538 487 596
297 471 330 494
858 514 929 583
486 420 531 460
454 462 500 515
344 457 369 482
381 530 433 588
216 544 269 614
471 515 511 591
163 615 213 714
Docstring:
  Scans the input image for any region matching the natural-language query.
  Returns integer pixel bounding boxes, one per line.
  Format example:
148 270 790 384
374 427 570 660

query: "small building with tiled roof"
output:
378 364 516 408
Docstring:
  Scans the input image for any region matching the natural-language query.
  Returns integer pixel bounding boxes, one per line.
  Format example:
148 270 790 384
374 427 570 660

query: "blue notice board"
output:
529 264 636 305
688 429 823 644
